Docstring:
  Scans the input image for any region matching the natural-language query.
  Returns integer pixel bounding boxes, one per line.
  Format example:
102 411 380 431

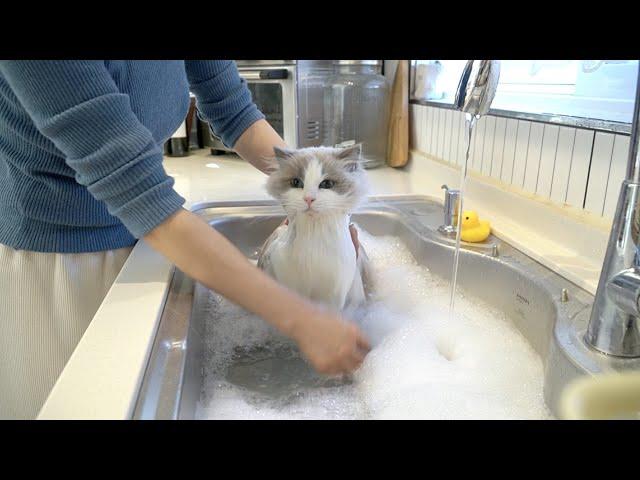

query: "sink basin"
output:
132 195 639 419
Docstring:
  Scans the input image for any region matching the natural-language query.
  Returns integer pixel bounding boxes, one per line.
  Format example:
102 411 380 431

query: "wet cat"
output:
257 144 373 311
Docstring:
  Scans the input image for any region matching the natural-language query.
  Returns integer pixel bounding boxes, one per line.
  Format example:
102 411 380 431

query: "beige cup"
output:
559 372 640 420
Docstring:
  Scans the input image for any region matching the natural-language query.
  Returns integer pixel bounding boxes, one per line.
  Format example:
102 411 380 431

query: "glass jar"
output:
323 60 390 168
297 62 334 147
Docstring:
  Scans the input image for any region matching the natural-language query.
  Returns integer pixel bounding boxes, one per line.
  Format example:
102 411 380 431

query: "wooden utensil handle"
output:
387 60 409 168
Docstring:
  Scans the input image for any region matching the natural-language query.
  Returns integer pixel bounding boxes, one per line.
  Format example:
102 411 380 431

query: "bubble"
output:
195 227 552 420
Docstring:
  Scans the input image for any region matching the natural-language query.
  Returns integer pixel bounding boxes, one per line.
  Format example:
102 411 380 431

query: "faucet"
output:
585 63 640 357
454 60 501 118
438 185 461 236
436 60 500 237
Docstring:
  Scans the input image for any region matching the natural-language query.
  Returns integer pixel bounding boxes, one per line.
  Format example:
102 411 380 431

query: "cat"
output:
257 144 373 311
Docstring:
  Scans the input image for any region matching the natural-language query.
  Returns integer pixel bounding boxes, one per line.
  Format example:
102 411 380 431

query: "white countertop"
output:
38 149 609 419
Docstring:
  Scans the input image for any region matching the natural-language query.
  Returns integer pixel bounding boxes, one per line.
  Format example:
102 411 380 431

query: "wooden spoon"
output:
387 60 409 168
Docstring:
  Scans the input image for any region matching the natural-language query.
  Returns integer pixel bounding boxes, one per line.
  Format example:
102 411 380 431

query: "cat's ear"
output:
273 146 296 161
337 143 363 172
337 143 362 160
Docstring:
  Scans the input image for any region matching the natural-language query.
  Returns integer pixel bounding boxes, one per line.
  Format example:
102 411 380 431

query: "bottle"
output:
165 120 189 157
186 93 203 150
323 60 390 168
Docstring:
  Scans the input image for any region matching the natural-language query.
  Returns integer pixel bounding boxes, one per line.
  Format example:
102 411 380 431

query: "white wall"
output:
410 103 630 220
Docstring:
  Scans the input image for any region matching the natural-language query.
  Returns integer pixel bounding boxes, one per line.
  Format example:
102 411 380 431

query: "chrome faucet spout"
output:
586 62 640 357
454 60 501 117
436 60 501 238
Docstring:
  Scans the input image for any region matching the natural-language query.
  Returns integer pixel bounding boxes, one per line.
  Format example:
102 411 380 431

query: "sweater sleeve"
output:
185 60 265 148
0 60 185 239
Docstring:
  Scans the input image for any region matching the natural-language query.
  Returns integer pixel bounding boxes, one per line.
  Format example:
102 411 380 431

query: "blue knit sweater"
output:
0 60 264 253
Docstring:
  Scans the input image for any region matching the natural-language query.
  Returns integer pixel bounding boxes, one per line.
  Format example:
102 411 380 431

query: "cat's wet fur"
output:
257 144 373 310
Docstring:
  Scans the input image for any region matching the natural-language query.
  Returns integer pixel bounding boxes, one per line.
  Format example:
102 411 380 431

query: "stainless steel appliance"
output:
200 60 334 153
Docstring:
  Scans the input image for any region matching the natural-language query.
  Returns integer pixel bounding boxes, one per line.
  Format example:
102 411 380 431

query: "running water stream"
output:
448 113 477 317
447 60 500 319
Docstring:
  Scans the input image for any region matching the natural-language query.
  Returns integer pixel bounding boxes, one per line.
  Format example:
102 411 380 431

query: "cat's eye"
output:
290 178 303 188
319 179 335 189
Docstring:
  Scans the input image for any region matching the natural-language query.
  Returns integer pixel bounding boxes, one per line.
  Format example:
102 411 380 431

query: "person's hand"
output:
292 307 371 375
349 223 361 259
281 218 361 258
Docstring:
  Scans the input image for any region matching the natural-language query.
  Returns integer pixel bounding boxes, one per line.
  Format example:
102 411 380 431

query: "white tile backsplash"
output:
566 129 595 209
455 113 464 166
584 132 616 215
603 135 630 218
536 124 560 198
512 120 531 187
472 116 486 171
490 117 507 179
437 108 447 159
450 110 462 167
411 104 632 220
419 108 433 152
481 116 496 176
500 118 519 184
523 122 545 193
550 126 576 204
430 108 438 157
443 109 454 164
410 104 419 152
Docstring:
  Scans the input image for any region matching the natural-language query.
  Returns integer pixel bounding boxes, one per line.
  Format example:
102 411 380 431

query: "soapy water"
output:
195 227 553 420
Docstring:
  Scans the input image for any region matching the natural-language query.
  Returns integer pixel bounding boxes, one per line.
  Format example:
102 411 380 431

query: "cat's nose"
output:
304 196 316 207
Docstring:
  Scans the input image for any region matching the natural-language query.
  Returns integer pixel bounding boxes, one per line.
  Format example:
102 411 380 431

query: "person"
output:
0 60 371 419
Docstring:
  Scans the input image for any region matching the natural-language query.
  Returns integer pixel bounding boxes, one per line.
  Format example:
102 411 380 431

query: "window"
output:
410 60 639 127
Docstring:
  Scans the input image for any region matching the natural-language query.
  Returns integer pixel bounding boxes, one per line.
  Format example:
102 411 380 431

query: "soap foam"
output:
195 228 552 420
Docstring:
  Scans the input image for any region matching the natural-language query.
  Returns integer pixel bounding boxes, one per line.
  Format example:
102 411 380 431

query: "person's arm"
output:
0 60 370 374
232 118 287 174
0 61 185 239
185 61 285 174
144 208 370 373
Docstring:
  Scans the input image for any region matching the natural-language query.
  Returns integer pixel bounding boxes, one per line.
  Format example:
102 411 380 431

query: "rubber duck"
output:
460 210 491 243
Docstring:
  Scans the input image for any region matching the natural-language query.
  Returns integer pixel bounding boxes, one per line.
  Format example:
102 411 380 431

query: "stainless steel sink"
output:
132 195 640 419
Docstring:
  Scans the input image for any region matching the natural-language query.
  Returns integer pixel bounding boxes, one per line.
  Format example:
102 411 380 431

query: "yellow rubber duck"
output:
460 210 491 243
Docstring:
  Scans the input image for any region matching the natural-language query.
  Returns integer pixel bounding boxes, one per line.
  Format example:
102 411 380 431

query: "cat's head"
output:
266 144 369 218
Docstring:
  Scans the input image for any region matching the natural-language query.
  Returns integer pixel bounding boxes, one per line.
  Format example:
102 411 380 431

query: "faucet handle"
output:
440 184 461 233
442 184 459 196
